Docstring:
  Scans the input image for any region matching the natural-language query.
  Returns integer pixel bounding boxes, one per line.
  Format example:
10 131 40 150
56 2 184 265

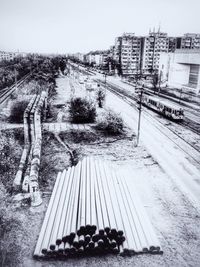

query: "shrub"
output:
68 97 96 123
96 110 124 135
9 100 29 123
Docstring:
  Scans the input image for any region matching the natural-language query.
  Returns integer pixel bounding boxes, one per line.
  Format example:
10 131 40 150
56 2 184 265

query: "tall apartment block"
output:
141 30 169 73
113 33 143 75
176 33 200 49
113 31 200 76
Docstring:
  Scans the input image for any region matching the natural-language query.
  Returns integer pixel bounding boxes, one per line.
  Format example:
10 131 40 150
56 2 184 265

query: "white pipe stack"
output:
13 95 37 190
29 91 47 206
13 91 47 207
34 157 162 258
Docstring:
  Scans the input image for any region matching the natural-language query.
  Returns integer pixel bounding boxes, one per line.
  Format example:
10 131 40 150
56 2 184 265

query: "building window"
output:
189 64 199 88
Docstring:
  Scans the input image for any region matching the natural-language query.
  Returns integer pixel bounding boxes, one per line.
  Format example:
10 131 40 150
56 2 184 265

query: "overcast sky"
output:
0 0 199 54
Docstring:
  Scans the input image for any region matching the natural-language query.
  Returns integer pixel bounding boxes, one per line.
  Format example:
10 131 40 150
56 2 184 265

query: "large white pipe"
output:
34 171 61 257
56 166 75 245
41 170 66 254
48 169 68 250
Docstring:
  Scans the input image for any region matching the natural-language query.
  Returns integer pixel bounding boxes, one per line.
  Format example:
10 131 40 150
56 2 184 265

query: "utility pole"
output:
104 72 107 85
179 88 183 104
14 67 17 89
104 72 107 104
135 86 144 147
158 70 162 95
77 62 80 79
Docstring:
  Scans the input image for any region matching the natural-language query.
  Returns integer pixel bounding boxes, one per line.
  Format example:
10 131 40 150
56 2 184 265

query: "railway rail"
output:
96 79 200 165
143 89 200 131
78 68 200 134
117 78 200 110
0 73 30 105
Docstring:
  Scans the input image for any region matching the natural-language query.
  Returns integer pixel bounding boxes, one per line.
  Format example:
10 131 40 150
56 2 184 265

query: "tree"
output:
68 97 96 123
96 86 105 108
151 71 159 94
59 59 66 74
9 100 29 123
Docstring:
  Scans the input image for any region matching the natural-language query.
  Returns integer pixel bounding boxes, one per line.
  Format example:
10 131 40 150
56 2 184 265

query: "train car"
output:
142 95 184 121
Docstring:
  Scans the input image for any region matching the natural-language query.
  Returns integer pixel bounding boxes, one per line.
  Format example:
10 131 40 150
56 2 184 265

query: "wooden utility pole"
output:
179 88 183 104
104 72 107 100
135 86 143 147
14 67 17 89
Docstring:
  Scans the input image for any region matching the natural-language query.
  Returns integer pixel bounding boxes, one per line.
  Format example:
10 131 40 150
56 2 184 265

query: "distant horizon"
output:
0 0 199 54
1 30 200 55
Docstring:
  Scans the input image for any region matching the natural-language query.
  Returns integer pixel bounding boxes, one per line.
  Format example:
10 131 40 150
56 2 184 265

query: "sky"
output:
0 0 199 54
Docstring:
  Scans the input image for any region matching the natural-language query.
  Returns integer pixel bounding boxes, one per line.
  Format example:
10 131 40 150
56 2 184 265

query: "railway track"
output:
178 118 200 137
96 79 200 165
0 73 30 105
144 89 200 132
98 79 200 136
122 80 200 109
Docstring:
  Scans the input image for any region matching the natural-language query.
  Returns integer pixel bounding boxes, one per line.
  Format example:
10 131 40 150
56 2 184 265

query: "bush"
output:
96 110 124 135
9 100 29 123
68 97 96 123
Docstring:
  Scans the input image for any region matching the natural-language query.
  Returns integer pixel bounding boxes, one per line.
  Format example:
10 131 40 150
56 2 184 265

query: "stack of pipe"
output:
13 95 37 190
34 157 162 258
13 91 47 207
29 91 47 206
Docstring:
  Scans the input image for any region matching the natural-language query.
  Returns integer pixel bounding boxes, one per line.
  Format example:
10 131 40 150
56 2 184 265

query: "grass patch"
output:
40 130 71 191
0 129 23 193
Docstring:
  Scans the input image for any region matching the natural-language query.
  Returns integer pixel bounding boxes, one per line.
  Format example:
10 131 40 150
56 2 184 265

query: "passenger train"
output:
141 94 184 121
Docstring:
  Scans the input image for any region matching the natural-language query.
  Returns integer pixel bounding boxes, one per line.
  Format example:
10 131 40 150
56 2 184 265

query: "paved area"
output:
43 122 92 132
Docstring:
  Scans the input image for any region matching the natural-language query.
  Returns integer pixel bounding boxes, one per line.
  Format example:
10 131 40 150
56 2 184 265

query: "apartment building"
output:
114 33 143 76
84 51 109 68
177 33 200 49
141 31 169 73
81 31 200 77
0 51 18 61
113 37 121 63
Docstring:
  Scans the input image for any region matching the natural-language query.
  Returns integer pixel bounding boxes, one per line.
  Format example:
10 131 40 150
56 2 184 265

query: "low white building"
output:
159 50 200 94
0 51 18 61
